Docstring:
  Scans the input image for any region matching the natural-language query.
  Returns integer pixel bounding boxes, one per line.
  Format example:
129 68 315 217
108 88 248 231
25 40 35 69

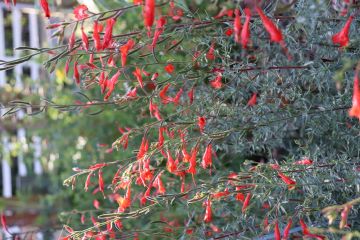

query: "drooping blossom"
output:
152 17 166 49
159 83 172 104
93 199 100 209
143 0 155 35
234 9 242 43
349 68 360 120
203 199 212 223
294 158 313 165
133 67 144 88
120 39 135 67
104 71 121 101
299 219 326 240
187 146 198 176
68 27 76 50
73 61 80 84
73 4 88 20
98 169 105 196
225 28 233 36
172 88 183 105
242 193 251 213
81 27 89 51
201 144 213 169
340 205 350 229
206 42 215 61
93 21 102 51
40 0 51 18
166 150 177 173
188 87 194 104
164 63 175 74
332 16 354 48
1 213 11 235
282 218 292 240
241 8 251 49
274 221 281 240
149 101 162 120
137 136 149 160
84 172 92 192
102 18 116 49
210 73 222 89
117 184 132 212
278 171 296 189
256 7 283 43
247 93 257 106
198 116 206 133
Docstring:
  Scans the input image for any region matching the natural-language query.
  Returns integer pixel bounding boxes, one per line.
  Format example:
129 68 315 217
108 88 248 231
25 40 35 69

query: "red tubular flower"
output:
159 83 172 104
93 21 102 51
133 67 144 88
149 101 162 121
137 136 149 160
81 27 89 51
164 63 175 74
225 28 233 36
187 146 198 175
93 199 100 209
300 219 326 240
349 68 360 120
278 171 296 189
152 17 166 49
242 193 251 213
158 127 165 149
103 18 116 49
203 199 212 223
182 145 190 162
340 205 350 229
133 0 143 5
198 116 206 133
1 213 11 235
98 169 105 195
282 218 292 240
210 73 222 89
234 9 242 43
104 71 121 101
256 7 283 43
156 174 166 194
84 172 92 192
140 186 151 205
68 28 76 51
274 221 281 240
206 42 216 61
73 5 88 20
166 150 177 173
172 88 183 105
241 8 251 49
201 144 213 169
212 189 230 199
120 39 135 67
294 158 313 165
247 93 257 106
74 61 80 85
120 184 132 211
143 0 155 36
40 0 51 18
188 87 194 104
332 16 354 47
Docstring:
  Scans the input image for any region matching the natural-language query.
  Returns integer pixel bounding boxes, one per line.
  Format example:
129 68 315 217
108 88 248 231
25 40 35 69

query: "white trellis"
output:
0 2 47 198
